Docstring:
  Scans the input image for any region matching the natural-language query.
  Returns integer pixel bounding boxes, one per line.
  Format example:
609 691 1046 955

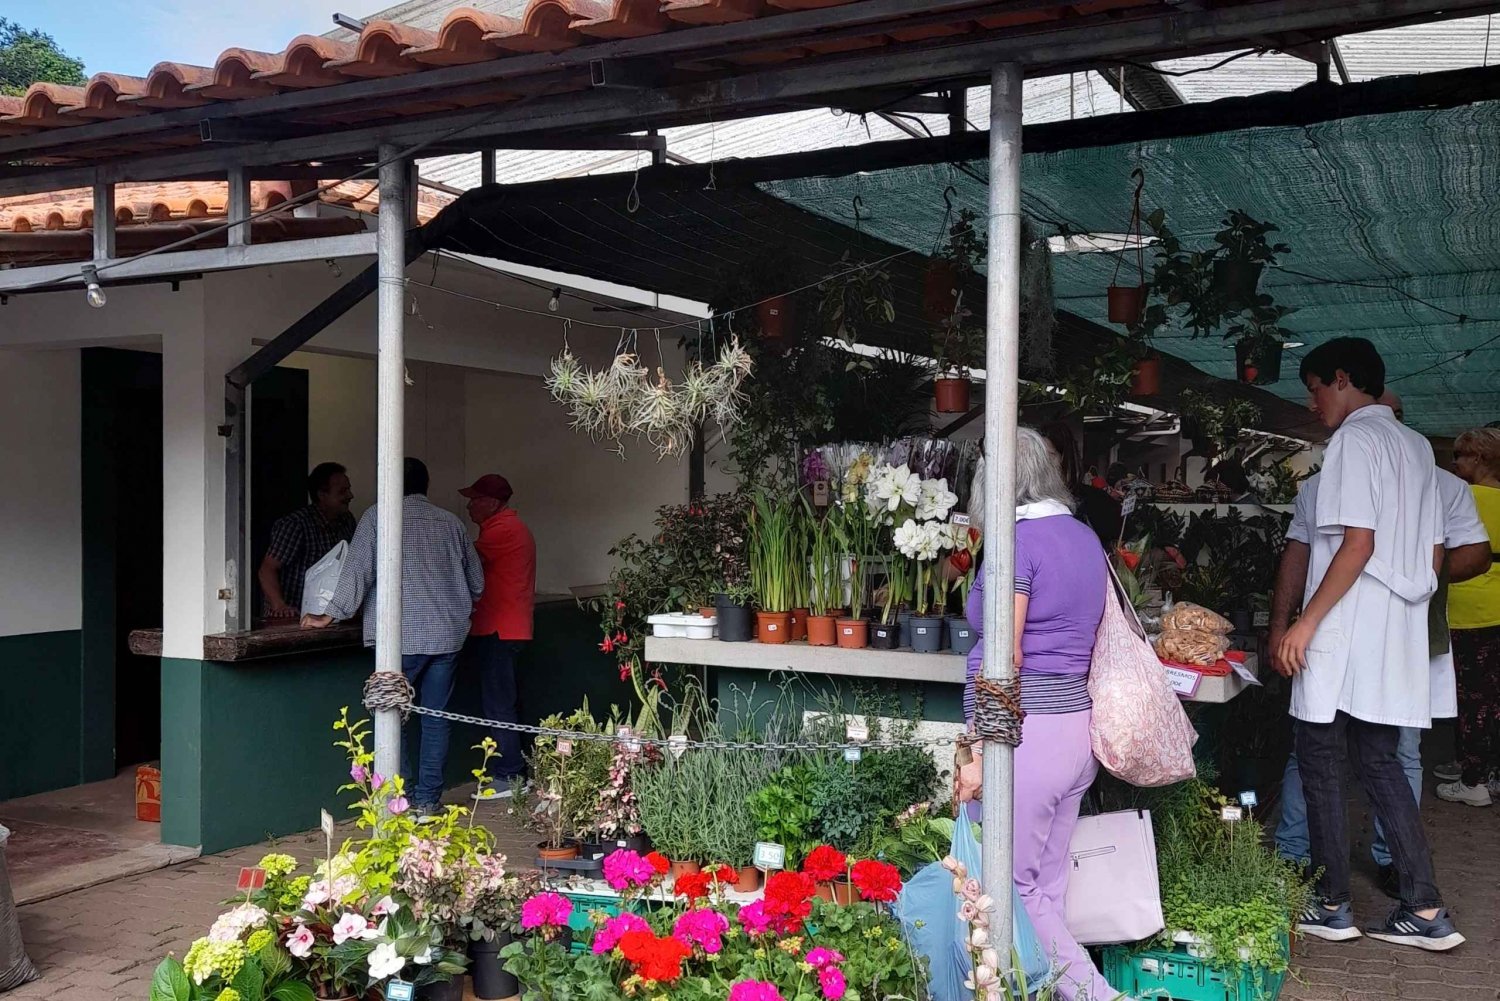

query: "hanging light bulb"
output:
548 288 562 313
83 266 107 309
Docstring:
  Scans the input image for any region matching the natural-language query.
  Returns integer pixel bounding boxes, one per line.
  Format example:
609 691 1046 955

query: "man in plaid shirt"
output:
257 462 356 618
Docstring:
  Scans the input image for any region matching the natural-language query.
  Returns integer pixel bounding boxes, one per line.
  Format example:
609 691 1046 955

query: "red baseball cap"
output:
459 474 513 504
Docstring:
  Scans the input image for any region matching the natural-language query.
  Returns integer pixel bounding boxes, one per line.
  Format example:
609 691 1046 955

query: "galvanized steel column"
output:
981 61 1023 960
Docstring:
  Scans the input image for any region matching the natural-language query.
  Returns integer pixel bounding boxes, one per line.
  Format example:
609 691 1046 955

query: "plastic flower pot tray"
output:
1101 932 1288 1001
535 853 605 878
557 887 672 953
647 612 718 640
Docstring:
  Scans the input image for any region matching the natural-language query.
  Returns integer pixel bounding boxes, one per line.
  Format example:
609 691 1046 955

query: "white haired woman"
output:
962 427 1118 1001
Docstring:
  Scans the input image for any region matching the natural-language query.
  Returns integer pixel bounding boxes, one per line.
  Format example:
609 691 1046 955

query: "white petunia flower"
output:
367 942 405 981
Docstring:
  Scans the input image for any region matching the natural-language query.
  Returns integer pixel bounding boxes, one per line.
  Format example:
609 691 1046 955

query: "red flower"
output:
674 871 713 901
850 859 902 903
801 845 848 884
645 852 671 875
761 871 815 933
614 631 629 646
618 664 633 682
711 864 738 885
616 600 627 610
599 635 617 653
618 930 692 983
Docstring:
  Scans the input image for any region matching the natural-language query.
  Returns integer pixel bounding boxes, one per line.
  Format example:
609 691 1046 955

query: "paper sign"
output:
753 841 786 871
843 747 862 763
1165 666 1202 698
1230 659 1263 688
320 809 334 840
619 726 642 753
840 625 855 636
385 980 414 1001
556 739 574 757
1253 610 1270 628
236 867 266 892
846 721 869 743
1221 805 1243 822
668 734 688 759
1121 494 1138 518
1238 791 1259 809
952 512 971 526
813 481 830 506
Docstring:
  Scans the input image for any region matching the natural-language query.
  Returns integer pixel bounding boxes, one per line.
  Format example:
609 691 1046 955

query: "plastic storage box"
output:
1100 935 1288 1001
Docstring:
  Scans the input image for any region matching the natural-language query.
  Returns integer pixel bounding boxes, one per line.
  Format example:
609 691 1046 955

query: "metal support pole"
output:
92 179 115 260
480 149 496 187
227 167 252 247
948 86 968 134
981 61 1023 964
373 143 408 782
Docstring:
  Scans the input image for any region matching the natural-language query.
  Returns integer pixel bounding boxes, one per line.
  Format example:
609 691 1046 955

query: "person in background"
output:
461 474 537 794
303 458 483 817
1104 462 1133 500
1210 458 1260 504
1039 421 1122 546
1271 390 1490 895
257 462 355 618
960 428 1117 1001
1440 427 1500 806
1279 338 1460 951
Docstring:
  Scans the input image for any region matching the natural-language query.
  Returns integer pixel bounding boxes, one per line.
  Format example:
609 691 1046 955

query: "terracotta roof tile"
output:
252 36 357 88
403 7 511 65
483 1 579 52
661 0 765 26
325 20 436 77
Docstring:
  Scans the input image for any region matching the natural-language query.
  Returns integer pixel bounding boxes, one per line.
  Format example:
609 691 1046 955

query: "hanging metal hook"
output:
1130 167 1145 202
942 186 956 212
852 195 865 228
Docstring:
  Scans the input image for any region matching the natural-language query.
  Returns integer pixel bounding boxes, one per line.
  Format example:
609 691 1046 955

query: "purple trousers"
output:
1014 709 1119 1001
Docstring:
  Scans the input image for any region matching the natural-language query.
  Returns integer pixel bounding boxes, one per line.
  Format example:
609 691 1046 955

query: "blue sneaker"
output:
1297 900 1362 941
1364 906 1465 952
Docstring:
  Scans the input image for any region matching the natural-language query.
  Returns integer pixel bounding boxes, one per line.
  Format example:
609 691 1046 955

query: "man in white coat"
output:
1279 338 1463 951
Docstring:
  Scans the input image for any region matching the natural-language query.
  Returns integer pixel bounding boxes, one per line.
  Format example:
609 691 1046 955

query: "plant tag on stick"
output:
843 746 862 763
1220 805 1243 822
813 481 830 506
753 841 785 871
619 726 642 753
556 739 574 757
235 868 266 893
668 734 688 759
385 980 414 1001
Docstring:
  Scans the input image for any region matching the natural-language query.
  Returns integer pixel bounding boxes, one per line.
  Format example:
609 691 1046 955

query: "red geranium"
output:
762 870 815 933
673 871 713 901
711 864 738 885
802 845 848 884
618 930 692 983
645 852 671 875
850 859 902 903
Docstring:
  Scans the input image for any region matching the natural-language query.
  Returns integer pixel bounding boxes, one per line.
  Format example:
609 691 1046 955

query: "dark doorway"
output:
249 368 310 620
82 348 164 775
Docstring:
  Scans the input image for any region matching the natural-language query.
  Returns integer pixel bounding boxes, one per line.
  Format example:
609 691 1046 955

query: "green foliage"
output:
0 19 85 96
1056 339 1137 415
527 703 616 846
1178 389 1261 456
817 250 897 345
1177 507 1290 609
747 763 821 867
750 489 800 612
864 812 958 879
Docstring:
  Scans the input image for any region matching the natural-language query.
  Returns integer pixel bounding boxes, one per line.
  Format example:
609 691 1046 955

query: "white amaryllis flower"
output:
413 945 434 965
869 463 921 514
915 477 958 521
367 941 405 980
893 519 925 559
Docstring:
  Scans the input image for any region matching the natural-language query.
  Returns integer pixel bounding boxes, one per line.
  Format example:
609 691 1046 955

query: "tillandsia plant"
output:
750 490 798 614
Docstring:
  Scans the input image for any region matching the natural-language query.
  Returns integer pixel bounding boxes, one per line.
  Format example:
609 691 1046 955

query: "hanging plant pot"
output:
869 622 899 650
934 377 972 413
806 614 838 647
1235 339 1283 385
1213 260 1264 310
756 611 792 644
470 933 517 1001
947 617 979 656
923 259 961 321
1107 285 1147 325
756 296 795 340
714 595 755 643
1129 354 1162 397
835 617 869 649
789 607 809 642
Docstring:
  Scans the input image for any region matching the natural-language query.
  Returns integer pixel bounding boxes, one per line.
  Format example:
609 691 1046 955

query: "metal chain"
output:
970 677 1024 748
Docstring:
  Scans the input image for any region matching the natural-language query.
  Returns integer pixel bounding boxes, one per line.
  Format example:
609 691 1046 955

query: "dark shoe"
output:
1297 900 1362 942
1364 906 1465 952
1377 865 1400 900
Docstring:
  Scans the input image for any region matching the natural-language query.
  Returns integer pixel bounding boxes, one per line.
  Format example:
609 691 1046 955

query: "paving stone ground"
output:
7 783 1495 1001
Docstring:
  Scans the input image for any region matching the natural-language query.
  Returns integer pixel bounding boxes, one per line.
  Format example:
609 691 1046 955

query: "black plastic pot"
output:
609 834 652 853
870 622 899 649
714 594 755 643
1234 339 1283 385
947 617 978 656
1213 259 1264 309
909 615 945 653
471 932 519 1000
418 975 467 1001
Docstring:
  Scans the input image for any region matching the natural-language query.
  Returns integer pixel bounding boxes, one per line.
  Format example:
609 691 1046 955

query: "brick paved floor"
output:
6 784 1494 1001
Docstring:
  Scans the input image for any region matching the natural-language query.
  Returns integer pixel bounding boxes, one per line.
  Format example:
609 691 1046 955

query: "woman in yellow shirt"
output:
1442 427 1500 806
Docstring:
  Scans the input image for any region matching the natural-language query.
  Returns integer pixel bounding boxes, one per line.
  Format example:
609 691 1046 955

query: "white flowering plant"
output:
872 465 959 615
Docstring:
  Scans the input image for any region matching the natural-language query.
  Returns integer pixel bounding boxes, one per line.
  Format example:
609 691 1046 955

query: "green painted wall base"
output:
0 630 84 801
709 666 964 732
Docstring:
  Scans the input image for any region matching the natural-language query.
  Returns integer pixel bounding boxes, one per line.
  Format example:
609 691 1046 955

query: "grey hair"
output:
965 427 1076 537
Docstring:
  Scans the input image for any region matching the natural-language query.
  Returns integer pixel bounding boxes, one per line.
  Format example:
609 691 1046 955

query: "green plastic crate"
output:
1101 935 1288 1001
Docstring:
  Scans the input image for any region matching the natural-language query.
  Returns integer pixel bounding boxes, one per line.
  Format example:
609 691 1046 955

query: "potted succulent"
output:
749 490 797 643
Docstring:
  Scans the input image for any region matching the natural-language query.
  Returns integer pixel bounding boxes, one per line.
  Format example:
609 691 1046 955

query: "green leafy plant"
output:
526 704 615 848
747 764 821 868
750 490 800 613
818 250 897 346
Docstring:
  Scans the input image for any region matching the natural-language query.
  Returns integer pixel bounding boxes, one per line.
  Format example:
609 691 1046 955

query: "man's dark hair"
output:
1299 337 1386 398
307 462 347 504
403 457 430 497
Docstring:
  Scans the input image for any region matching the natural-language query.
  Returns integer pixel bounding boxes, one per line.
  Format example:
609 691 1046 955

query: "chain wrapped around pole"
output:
363 671 416 722
970 676 1024 748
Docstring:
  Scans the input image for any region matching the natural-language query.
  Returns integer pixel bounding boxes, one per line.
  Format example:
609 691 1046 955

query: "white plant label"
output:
843 747 862 763
619 726 642 753
1121 494 1138 518
385 980 414 1001
753 841 786 871
668 734 688 759
952 512 971 526
320 809 334 840
1221 805 1243 822
1238 790 1259 809
846 721 869 743
556 739 573 757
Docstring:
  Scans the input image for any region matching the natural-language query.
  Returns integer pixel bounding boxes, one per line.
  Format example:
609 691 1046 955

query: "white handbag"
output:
300 540 348 616
1062 808 1165 946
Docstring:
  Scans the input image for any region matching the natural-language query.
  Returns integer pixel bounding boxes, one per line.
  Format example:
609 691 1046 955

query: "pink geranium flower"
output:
819 967 847 1000
672 908 729 954
350 763 368 784
602 849 655 892
520 892 573 930
805 947 844 969
592 912 650 954
737 900 773 937
729 981 785 1001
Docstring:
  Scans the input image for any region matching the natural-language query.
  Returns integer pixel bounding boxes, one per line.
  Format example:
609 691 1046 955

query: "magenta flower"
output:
737 900 773 937
371 771 386 789
819 967 847 1000
602 849 655 892
592 912 650 954
806 947 845 969
350 763 368 784
520 892 573 930
672 908 729 954
388 796 409 815
729 981 786 1001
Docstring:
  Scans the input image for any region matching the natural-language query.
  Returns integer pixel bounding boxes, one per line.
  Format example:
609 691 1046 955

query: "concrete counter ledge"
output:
127 622 364 662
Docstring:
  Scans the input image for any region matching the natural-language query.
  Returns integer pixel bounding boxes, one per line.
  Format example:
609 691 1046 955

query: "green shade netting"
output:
760 100 1500 437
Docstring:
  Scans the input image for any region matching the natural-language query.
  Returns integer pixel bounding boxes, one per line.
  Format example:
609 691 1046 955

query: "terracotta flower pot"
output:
734 866 762 893
1129 355 1161 397
538 842 578 861
806 614 838 647
934 377 971 413
814 882 836 902
669 859 702 880
1107 284 1146 325
833 879 857 906
699 606 715 618
757 611 792 644
757 295 795 340
790 607 809 642
835 618 869 649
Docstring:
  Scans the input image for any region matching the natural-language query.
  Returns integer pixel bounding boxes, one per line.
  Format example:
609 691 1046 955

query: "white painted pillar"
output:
373 144 408 781
981 61 1023 961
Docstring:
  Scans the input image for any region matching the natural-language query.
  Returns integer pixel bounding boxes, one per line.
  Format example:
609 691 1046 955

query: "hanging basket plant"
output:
1107 169 1148 326
929 204 984 413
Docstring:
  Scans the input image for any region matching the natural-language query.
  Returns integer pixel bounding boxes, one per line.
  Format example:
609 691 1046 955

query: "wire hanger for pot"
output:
1110 167 1147 290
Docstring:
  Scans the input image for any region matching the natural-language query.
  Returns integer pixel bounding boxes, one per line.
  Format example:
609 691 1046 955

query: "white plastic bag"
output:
300 540 348 616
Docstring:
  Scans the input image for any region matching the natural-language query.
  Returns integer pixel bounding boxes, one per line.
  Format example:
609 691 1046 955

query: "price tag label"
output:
619 726 642 753
753 841 786 871
1230 659 1263 687
1221 805 1243 822
320 809 335 840
385 979 415 1001
236 867 266 892
1238 791 1259 809
1121 494 1139 518
1253 610 1270 628
556 739 574 757
1164 666 1202 698
843 746 862 763
813 480 830 506
952 512 971 526
846 721 869 743
668 734 688 759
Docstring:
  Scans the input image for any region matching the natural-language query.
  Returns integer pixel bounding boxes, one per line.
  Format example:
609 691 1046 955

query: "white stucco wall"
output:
0 349 82 637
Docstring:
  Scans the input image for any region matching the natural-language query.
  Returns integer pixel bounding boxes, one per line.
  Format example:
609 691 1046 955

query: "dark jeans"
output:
1296 712 1443 909
400 651 460 808
469 633 528 780
1452 625 1500 787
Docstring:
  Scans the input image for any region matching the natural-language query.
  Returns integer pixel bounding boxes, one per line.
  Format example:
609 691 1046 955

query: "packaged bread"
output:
1154 628 1228 666
1161 602 1233 635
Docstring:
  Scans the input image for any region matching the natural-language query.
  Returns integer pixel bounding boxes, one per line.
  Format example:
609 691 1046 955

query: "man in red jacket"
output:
461 474 537 792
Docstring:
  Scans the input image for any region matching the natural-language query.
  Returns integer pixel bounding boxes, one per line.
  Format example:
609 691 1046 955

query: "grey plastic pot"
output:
947 617 978 656
908 615 945 653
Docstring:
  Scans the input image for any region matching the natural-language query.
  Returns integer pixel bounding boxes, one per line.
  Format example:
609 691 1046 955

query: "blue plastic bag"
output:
893 818 1051 1001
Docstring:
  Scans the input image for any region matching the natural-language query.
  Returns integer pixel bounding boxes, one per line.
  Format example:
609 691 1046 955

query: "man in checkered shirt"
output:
257 462 356 618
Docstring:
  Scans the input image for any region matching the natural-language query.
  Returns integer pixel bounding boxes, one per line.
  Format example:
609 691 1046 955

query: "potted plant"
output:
925 208 981 321
750 490 796 643
931 306 983 413
526 707 612 863
788 501 812 641
747 764 820 869
805 501 841 647
714 582 756 643
832 501 874 649
871 556 907 650
464 869 545 1001
818 250 897 348
1107 170 1149 325
1212 210 1289 309
945 525 982 656
1228 301 1294 384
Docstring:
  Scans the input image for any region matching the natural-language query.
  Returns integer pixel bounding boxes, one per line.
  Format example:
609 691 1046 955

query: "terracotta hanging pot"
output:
934 377 971 414
1129 354 1162 397
835 618 869 649
757 296 795 340
1107 285 1147 325
756 611 792 644
806 614 838 647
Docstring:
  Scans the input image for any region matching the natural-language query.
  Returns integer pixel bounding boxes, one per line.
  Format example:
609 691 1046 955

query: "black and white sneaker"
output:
1365 907 1465 952
1298 900 1362 941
